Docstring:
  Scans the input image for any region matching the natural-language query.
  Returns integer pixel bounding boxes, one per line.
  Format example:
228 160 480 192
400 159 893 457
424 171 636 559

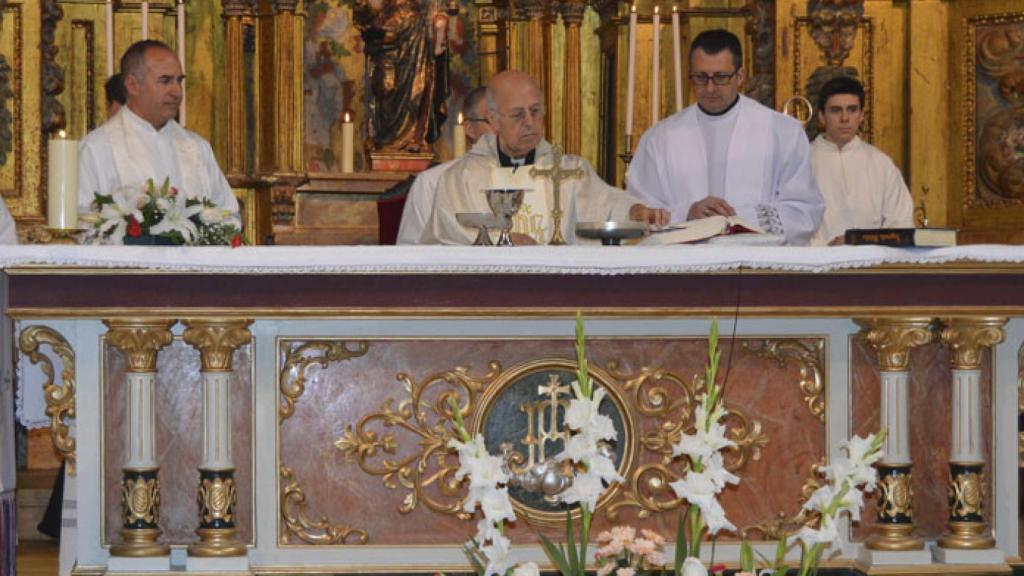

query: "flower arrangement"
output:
790 430 885 576
539 313 623 576
81 178 243 246
669 320 740 563
594 526 667 576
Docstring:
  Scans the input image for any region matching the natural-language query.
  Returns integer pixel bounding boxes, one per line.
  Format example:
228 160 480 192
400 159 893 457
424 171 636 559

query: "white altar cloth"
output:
1 244 1024 274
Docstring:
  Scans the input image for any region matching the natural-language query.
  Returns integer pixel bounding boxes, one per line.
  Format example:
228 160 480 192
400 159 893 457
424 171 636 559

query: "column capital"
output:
938 317 1006 370
183 319 253 372
855 317 935 371
104 319 176 372
272 0 299 14
560 0 587 25
221 0 254 17
518 0 547 20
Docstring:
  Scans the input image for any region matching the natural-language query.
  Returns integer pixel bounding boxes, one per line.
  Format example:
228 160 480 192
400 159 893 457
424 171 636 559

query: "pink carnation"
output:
609 526 636 543
640 529 666 546
627 538 656 556
615 568 635 576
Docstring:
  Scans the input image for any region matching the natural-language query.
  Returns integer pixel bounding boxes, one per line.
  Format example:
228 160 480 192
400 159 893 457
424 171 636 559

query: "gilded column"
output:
560 0 585 155
520 0 547 112
223 0 251 178
184 319 252 556
936 317 1005 550
856 317 934 551
272 0 303 176
105 319 175 557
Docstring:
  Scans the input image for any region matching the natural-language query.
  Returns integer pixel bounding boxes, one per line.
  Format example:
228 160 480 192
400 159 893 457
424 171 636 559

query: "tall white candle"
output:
453 112 467 158
672 5 682 112
47 131 79 230
625 4 637 136
341 112 355 173
651 6 660 124
141 1 149 40
177 0 186 126
105 0 114 76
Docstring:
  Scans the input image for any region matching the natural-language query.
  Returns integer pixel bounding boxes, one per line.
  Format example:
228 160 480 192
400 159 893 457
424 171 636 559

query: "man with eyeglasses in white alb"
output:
627 29 823 245
424 70 668 245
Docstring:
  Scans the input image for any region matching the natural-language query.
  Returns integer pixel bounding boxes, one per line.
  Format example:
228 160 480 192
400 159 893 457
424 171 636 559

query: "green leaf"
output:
580 505 591 575
566 510 579 576
538 532 572 576
464 540 486 576
674 510 687 575
739 540 754 572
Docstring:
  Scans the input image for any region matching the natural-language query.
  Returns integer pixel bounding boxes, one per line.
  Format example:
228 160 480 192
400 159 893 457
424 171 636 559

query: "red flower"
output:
127 217 143 238
231 234 243 248
711 564 727 576
169 186 179 197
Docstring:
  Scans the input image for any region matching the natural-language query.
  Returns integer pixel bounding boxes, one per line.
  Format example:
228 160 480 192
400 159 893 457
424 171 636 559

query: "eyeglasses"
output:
689 71 739 86
494 105 544 124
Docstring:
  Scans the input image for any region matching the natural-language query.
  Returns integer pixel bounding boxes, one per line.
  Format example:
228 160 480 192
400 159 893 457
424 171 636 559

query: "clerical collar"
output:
697 95 740 117
497 142 536 168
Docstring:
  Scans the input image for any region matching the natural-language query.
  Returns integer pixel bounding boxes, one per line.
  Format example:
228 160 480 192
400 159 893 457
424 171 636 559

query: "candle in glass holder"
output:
341 112 354 173
651 5 660 123
141 1 149 40
454 112 466 158
47 130 79 230
625 4 637 136
672 5 682 112
105 0 114 76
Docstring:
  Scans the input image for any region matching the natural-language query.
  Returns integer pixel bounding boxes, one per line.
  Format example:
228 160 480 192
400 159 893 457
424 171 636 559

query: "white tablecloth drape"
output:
0 244 1023 274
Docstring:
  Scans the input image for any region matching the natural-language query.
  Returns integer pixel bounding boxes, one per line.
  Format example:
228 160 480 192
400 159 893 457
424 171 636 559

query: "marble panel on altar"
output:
102 340 254 545
275 336 827 546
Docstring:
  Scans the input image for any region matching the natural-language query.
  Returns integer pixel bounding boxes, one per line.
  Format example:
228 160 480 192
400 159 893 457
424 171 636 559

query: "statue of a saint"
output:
354 0 450 155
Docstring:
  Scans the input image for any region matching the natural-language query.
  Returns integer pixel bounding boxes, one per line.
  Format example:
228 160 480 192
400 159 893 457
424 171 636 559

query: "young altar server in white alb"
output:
77 40 239 219
397 87 496 244
809 76 914 246
627 29 824 245
0 198 16 244
423 70 669 245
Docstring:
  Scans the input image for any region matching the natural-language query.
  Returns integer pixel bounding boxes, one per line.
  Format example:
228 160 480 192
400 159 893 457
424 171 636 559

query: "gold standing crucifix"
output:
530 145 584 245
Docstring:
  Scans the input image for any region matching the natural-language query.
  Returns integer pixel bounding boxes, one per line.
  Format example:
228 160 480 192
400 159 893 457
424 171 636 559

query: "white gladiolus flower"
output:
681 557 708 576
559 470 606 509
480 487 517 525
512 562 540 576
673 404 735 462
670 470 736 535
795 514 840 548
481 534 515 576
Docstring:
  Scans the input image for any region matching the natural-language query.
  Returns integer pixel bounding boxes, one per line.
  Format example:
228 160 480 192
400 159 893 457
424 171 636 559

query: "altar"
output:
2 245 1023 576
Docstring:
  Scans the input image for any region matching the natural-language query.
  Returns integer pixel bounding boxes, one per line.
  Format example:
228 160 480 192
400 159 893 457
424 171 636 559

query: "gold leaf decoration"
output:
18 325 77 475
279 465 368 545
743 339 826 422
279 340 369 421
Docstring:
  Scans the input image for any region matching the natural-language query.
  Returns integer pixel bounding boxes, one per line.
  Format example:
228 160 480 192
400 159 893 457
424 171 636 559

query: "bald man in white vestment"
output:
424 71 668 245
809 77 913 246
628 29 823 245
0 198 16 244
77 40 238 218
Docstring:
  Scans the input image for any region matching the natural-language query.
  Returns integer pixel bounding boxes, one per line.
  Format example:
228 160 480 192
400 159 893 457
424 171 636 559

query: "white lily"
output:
149 190 202 243
480 533 515 576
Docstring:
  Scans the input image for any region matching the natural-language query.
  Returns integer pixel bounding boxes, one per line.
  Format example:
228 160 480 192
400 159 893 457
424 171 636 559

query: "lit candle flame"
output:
631 4 636 12
654 5 659 14
672 4 677 13
58 130 66 139
344 112 351 123
457 112 464 125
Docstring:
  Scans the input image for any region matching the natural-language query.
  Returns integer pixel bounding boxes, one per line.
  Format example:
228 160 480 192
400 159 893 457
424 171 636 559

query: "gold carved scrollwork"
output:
603 362 767 520
104 319 176 373
878 472 914 518
938 318 1007 371
199 477 236 524
855 318 936 371
280 465 368 544
183 319 253 372
950 470 985 518
743 339 826 422
279 340 370 421
334 363 500 518
123 477 160 525
741 459 825 540
18 325 77 475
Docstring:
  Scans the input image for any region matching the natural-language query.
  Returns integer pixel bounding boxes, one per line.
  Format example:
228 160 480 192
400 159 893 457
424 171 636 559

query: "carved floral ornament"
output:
273 337 837 545
103 319 176 372
18 325 77 475
182 319 253 372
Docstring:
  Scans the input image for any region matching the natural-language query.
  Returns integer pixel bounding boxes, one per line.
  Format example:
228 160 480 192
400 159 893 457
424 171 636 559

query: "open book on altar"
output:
640 215 764 245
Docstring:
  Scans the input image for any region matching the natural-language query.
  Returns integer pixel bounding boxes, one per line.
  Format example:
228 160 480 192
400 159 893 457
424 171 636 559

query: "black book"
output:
844 227 957 247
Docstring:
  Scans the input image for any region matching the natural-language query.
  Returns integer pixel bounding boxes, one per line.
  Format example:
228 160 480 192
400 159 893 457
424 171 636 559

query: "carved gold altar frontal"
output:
274 336 827 546
101 339 255 546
